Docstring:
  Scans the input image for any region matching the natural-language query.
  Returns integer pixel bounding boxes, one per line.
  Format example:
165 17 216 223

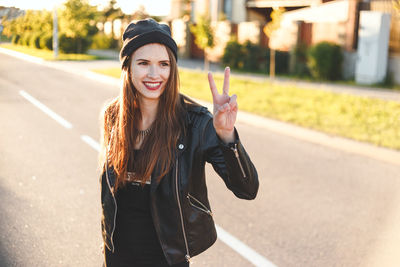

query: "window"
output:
223 0 232 21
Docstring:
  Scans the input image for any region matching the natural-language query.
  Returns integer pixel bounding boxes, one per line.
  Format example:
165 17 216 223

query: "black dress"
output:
104 151 189 267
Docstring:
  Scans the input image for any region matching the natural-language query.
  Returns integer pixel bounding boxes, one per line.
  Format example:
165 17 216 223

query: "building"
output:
0 6 25 23
169 0 399 84
265 0 399 83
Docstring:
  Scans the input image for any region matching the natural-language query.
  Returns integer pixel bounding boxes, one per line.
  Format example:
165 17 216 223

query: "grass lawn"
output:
93 67 400 151
0 43 101 61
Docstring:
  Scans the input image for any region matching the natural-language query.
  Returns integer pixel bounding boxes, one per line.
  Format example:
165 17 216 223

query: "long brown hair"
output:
100 46 184 189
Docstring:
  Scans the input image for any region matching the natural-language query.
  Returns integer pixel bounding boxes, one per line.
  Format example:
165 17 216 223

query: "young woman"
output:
100 18 259 267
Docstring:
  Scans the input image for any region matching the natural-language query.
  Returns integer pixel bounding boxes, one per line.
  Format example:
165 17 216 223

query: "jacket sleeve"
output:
202 116 259 200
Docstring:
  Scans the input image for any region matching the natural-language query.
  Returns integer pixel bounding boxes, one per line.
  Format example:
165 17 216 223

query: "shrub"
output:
273 50 290 74
243 41 266 71
307 41 343 80
39 33 53 50
59 33 91 53
0 35 10 42
12 34 20 44
59 34 75 53
29 32 42 49
291 42 310 77
222 37 244 69
222 38 289 74
91 33 114 49
20 32 33 46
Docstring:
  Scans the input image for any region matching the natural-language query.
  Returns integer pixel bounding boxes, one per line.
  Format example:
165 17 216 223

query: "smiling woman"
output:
98 18 259 267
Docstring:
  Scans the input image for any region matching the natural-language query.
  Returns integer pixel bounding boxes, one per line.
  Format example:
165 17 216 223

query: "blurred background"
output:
1 0 400 85
1 1 400 267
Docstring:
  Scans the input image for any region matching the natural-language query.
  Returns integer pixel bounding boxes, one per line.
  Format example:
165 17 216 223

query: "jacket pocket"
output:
187 194 213 217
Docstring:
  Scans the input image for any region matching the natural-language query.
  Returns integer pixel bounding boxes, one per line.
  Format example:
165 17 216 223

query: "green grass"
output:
92 67 122 78
277 73 400 91
92 67 400 150
0 43 101 61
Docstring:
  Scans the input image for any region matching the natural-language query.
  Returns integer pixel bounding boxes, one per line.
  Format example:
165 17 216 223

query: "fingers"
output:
223 67 230 95
217 94 238 113
208 72 218 100
218 102 230 113
229 94 238 111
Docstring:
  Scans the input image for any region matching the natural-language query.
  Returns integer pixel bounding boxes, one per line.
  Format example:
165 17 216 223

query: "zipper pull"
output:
185 254 191 262
232 143 240 158
231 143 247 178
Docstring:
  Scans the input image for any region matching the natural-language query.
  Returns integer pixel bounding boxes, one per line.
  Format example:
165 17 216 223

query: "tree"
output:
131 5 150 20
394 0 400 13
2 10 52 47
103 0 123 40
190 14 215 72
59 0 98 53
263 7 285 81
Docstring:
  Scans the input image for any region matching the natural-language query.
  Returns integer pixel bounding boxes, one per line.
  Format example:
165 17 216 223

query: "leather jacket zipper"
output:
105 158 117 253
187 194 213 217
175 158 191 262
231 143 246 178
104 130 118 253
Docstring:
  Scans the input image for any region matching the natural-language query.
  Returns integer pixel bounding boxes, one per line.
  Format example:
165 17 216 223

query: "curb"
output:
1 47 399 166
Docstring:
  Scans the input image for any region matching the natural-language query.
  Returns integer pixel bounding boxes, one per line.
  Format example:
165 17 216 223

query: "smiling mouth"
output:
143 82 162 90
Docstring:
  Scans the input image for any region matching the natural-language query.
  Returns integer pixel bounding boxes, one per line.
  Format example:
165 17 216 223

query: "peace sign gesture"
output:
208 67 237 143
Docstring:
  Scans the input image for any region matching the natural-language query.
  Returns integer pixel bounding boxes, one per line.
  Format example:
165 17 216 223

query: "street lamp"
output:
53 6 58 59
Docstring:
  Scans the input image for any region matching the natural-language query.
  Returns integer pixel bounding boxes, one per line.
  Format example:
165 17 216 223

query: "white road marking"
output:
81 135 100 151
19 90 73 129
82 136 277 267
216 225 277 267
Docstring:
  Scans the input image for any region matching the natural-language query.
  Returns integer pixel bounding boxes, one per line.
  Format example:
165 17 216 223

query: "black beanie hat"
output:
120 18 178 68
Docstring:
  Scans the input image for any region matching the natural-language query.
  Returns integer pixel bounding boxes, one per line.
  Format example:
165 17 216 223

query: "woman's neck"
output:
139 98 158 130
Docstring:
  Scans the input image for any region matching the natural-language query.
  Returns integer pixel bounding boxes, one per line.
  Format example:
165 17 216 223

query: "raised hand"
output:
208 67 237 143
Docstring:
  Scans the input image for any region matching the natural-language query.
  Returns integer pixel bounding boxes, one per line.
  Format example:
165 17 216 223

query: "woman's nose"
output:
147 65 158 78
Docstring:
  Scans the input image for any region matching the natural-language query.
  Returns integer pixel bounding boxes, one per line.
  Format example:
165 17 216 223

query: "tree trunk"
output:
111 20 114 40
270 48 275 82
78 38 82 54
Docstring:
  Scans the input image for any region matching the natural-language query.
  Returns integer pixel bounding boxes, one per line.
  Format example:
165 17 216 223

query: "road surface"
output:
1 53 400 267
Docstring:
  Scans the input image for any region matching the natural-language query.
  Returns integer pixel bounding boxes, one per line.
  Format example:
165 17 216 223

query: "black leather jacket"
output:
100 103 259 265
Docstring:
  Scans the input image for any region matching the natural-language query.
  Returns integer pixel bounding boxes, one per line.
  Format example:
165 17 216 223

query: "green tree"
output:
59 0 98 53
190 14 215 72
263 7 284 81
2 10 52 47
103 0 123 41
394 0 400 13
131 5 150 20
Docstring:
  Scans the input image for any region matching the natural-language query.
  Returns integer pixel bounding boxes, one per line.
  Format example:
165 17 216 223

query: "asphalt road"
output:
1 53 400 267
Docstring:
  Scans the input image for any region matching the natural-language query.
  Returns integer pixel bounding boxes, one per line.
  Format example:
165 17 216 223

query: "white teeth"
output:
144 82 161 88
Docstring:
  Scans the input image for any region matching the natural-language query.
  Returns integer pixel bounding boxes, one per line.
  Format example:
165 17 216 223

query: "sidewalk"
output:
87 49 400 102
1 47 400 166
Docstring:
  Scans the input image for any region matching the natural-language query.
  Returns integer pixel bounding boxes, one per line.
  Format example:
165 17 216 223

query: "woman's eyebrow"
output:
135 59 170 62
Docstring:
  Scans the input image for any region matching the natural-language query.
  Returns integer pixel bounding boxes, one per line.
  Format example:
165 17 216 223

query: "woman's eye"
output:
161 62 170 67
138 62 148 65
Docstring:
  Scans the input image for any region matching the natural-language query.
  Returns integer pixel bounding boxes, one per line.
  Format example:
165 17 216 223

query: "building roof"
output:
246 0 322 8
